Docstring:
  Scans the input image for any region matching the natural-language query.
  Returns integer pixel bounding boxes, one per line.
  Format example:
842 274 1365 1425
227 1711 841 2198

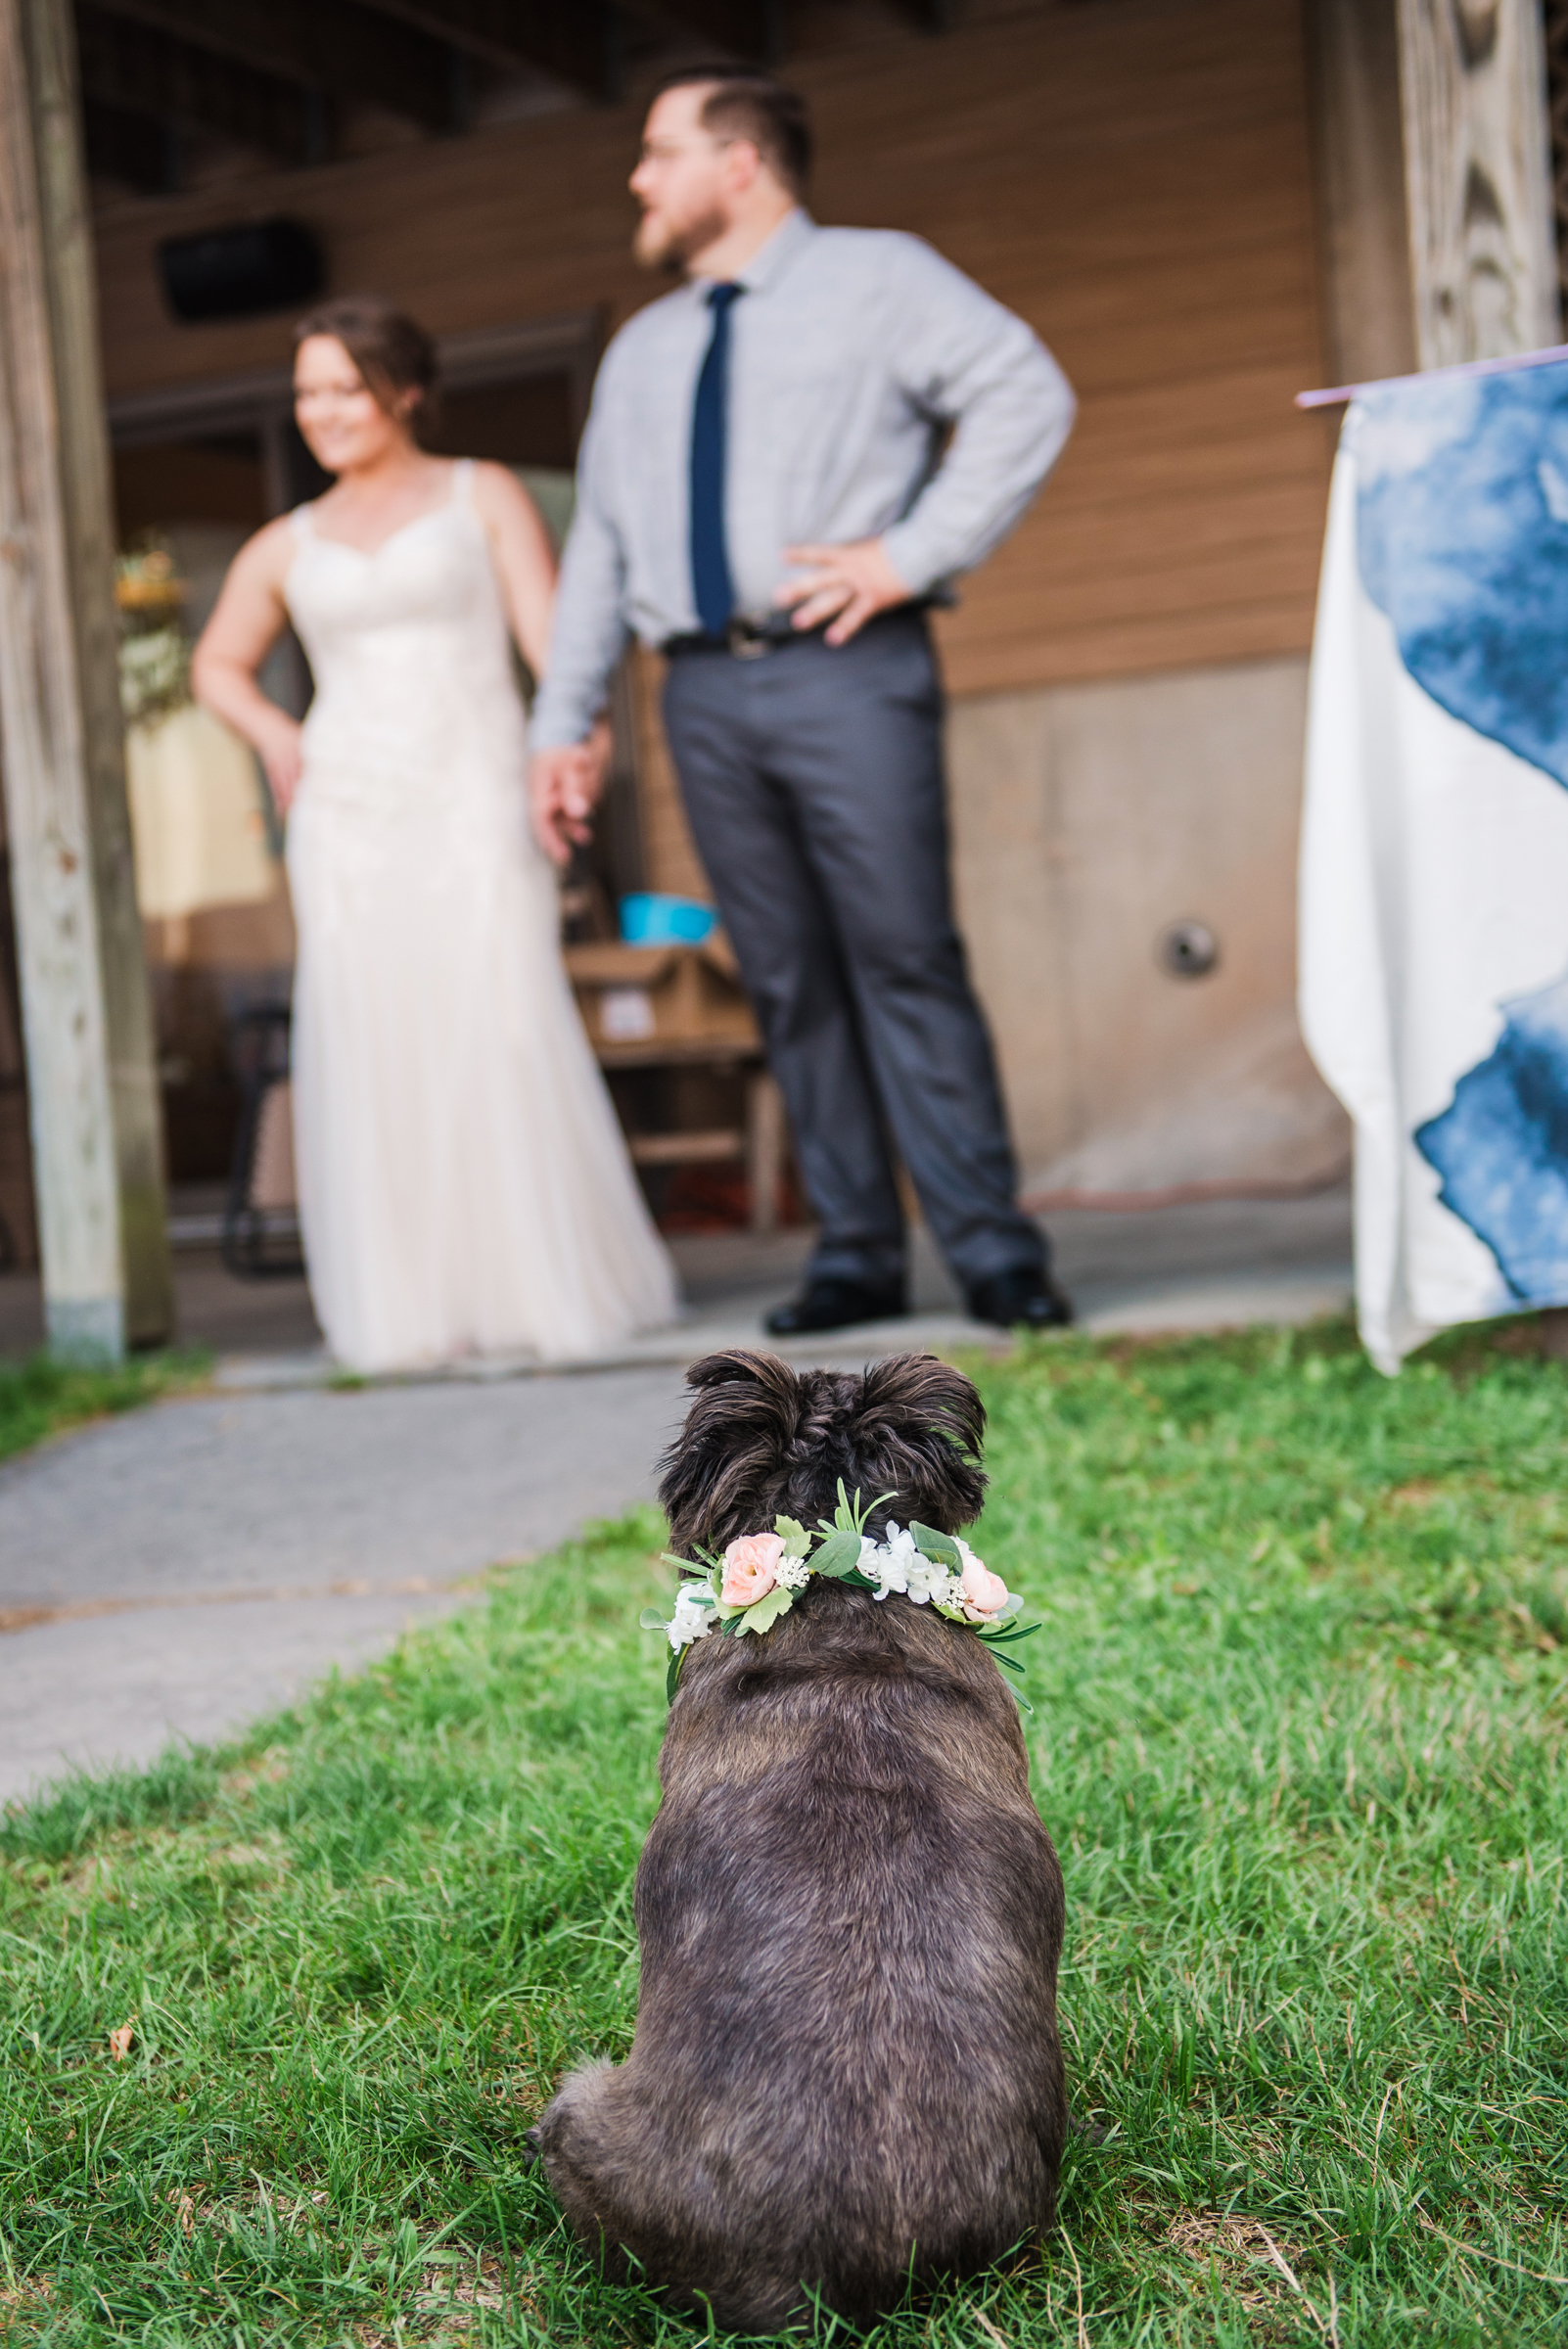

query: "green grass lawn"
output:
0 1352 208 1469
2 1318 1565 2345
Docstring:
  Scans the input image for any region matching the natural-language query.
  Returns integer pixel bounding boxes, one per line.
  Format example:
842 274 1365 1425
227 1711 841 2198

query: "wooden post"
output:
746 1069 785 1238
0 0 172 1358
1397 0 1559 364
1307 0 1420 386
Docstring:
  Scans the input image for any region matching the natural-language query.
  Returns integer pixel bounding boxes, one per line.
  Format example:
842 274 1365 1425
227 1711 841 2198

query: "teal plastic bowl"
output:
620 893 717 945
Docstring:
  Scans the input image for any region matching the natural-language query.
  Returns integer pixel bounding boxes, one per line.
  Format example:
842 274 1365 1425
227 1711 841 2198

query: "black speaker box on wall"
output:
157 218 324 324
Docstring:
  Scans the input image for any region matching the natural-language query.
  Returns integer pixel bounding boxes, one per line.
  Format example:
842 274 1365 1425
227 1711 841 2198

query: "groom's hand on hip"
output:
530 742 601 866
774 537 911 646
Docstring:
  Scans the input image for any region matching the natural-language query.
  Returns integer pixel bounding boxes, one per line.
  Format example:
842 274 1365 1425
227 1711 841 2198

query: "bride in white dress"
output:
193 295 677 1372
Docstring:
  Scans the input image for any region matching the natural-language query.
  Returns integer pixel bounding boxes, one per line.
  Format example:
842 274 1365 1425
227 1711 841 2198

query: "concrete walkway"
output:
0 1189 1352 1808
0 1367 691 1804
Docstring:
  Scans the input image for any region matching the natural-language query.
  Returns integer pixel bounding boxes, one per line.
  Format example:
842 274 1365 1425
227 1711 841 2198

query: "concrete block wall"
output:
949 654 1349 1195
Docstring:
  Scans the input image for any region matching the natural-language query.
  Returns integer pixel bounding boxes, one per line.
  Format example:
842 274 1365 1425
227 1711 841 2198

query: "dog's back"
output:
532 1353 1066 2334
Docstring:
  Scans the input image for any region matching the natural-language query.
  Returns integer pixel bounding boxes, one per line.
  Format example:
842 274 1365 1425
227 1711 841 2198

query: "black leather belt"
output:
662 616 816 660
662 603 933 660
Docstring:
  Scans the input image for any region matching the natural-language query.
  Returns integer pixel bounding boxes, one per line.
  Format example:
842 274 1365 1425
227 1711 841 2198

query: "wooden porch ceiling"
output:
78 5 323 167
78 1 954 192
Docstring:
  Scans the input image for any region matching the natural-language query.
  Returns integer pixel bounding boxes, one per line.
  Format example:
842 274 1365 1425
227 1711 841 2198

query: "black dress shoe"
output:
763 1277 909 1336
967 1268 1075 1330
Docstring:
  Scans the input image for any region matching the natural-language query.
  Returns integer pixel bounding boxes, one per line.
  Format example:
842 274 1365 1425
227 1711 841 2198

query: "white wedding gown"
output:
283 460 677 1372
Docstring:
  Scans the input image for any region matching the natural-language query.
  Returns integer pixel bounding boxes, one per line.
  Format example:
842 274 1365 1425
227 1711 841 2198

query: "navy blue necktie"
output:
690 282 744 636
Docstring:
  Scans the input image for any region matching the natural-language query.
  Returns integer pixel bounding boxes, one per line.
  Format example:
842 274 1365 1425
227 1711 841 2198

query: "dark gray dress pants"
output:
661 609 1046 1296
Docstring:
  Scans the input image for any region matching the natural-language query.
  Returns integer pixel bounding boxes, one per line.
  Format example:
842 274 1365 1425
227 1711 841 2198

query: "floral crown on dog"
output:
642 1483 1038 1705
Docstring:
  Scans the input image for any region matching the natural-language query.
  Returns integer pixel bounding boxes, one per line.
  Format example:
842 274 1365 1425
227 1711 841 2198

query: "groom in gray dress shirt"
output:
531 69 1077 1335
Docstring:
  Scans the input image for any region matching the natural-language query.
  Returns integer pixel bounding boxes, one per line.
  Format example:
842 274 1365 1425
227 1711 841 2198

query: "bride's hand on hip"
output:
256 714 305 813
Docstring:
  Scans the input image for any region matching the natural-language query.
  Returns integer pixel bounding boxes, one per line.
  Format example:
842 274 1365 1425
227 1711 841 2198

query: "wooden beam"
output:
1396 0 1559 364
75 7 318 161
653 1 784 61
0 0 172 1358
1305 0 1417 386
1548 0 1568 315
358 0 619 95
93 0 460 133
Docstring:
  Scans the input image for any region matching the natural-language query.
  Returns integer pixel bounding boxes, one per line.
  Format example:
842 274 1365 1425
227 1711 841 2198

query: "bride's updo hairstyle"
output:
293 294 440 445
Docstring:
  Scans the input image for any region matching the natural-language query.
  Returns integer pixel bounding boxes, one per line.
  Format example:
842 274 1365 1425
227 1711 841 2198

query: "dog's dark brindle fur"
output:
530 1349 1066 2334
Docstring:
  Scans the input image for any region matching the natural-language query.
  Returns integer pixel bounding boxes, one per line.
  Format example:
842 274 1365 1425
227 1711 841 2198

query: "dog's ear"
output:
853 1353 985 1461
658 1351 804 1554
848 1354 988 1535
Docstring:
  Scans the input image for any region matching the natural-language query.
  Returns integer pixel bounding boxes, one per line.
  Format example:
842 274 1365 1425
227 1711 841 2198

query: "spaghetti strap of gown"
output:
282 460 678 1371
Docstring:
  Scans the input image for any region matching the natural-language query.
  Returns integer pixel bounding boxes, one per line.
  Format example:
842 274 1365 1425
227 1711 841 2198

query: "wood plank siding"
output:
87 0 1331 699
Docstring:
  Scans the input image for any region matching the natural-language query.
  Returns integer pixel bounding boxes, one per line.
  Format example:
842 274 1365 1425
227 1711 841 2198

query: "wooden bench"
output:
564 938 787 1236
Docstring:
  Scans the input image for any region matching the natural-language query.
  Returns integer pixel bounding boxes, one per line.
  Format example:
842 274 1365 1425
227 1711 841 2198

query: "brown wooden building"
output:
2 0 1563 1346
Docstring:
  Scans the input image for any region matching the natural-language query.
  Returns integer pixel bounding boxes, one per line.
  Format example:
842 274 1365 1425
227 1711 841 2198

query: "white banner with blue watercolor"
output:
1300 363 1568 1373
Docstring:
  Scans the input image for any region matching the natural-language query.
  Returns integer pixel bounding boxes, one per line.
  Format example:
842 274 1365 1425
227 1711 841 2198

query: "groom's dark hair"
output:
655 67 812 203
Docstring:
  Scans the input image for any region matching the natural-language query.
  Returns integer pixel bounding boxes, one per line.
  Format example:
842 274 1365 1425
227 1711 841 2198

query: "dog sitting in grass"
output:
529 1348 1066 2335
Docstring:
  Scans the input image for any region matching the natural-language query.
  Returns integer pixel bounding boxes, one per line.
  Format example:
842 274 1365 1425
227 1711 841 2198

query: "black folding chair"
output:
222 1004 303 1278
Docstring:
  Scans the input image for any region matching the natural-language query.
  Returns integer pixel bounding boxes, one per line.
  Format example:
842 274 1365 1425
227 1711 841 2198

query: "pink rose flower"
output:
957 1543 1010 1622
720 1531 784 1607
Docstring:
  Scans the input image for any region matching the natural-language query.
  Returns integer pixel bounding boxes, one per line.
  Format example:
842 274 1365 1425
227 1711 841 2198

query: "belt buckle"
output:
726 617 768 660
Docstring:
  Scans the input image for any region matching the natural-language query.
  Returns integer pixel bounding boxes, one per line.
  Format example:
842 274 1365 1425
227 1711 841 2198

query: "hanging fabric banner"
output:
1300 365 1568 1371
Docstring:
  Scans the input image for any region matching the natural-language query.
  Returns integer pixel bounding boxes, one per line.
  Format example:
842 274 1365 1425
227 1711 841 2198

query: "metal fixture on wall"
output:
1158 919 1220 979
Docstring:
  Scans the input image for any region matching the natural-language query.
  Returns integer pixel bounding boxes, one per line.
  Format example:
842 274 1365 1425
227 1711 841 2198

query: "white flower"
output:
774 1550 811 1589
904 1552 958 1608
118 624 191 722
668 1583 716 1652
856 1522 972 1608
859 1523 915 1601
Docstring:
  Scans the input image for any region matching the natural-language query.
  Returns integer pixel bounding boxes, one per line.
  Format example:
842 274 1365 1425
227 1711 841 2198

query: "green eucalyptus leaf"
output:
823 1483 852 1535
824 1482 899 1536
910 1522 961 1568
731 1584 795 1636
810 1528 865 1580
665 1544 723 1573
639 1608 670 1631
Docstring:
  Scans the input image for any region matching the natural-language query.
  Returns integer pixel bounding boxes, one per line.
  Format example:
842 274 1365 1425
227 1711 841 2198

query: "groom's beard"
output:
634 203 728 273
